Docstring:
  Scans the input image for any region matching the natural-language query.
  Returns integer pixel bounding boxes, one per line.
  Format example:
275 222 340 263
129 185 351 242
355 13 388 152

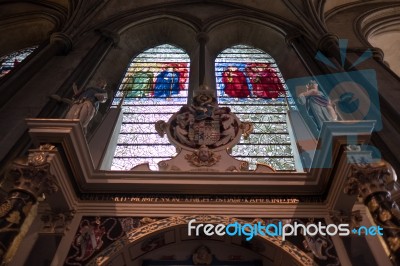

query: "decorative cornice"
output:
7 149 59 201
25 118 375 198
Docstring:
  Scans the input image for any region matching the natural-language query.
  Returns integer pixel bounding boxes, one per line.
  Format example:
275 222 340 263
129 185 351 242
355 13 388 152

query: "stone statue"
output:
298 80 338 130
65 79 108 134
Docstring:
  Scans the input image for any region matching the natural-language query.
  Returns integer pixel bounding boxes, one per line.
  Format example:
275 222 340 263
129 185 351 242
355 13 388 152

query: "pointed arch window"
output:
110 44 190 170
215 45 298 171
0 46 37 78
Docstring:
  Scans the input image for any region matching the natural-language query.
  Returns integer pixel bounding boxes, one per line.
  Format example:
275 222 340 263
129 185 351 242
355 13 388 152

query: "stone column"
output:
344 159 400 263
0 148 58 261
196 32 209 86
0 32 73 109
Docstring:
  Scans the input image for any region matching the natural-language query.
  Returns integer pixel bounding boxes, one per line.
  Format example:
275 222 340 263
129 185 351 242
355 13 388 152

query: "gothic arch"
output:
0 1 67 56
205 19 306 85
354 4 400 76
87 216 314 266
92 16 199 94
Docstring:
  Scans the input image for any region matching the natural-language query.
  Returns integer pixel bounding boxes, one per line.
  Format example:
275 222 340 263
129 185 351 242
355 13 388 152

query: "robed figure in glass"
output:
124 67 153 98
153 65 180 98
245 63 284 99
221 66 250 98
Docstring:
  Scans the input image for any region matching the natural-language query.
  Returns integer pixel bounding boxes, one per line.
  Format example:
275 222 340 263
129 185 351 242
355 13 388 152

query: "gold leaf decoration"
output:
6 211 21 225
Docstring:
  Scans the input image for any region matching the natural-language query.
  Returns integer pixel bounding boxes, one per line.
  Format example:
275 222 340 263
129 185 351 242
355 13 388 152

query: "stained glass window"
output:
0 46 37 78
215 45 297 171
111 44 190 170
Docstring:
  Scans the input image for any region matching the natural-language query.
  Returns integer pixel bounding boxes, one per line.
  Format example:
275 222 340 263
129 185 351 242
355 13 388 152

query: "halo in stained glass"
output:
110 44 190 170
215 45 296 171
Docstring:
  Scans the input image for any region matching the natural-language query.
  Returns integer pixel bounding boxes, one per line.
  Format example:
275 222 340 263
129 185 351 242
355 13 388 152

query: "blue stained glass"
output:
110 44 190 170
0 46 37 78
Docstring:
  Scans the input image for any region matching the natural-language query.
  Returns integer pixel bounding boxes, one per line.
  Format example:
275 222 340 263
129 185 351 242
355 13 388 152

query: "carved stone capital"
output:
97 29 120 46
371 47 384 62
196 32 209 44
344 159 396 200
50 32 73 54
40 209 76 234
285 31 303 46
7 150 59 201
329 210 362 229
317 33 339 57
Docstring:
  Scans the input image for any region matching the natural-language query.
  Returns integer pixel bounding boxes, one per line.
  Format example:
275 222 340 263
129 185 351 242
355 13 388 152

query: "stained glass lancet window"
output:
215 45 298 171
0 46 37 78
110 44 190 170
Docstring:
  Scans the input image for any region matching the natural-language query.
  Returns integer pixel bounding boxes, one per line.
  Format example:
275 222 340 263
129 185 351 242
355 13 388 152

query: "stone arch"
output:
205 18 306 88
0 0 66 56
92 15 199 93
87 215 315 266
354 4 400 76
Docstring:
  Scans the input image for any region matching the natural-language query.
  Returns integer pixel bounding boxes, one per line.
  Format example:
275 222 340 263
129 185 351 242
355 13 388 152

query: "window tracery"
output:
110 44 190 170
215 45 296 171
0 46 37 78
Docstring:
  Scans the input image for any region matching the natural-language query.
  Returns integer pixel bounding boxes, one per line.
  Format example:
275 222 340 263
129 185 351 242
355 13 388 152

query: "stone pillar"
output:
344 159 400 263
196 32 209 86
0 32 73 109
0 148 58 261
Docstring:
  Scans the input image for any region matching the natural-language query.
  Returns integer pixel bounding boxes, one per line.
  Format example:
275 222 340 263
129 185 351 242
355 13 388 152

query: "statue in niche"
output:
64 79 108 134
298 80 338 130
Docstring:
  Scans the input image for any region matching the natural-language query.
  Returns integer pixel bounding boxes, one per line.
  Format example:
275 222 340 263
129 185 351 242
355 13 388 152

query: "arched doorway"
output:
87 215 315 266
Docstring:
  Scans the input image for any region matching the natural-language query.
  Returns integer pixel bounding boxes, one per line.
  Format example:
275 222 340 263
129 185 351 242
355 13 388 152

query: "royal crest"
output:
189 119 220 146
168 90 239 148
154 85 255 171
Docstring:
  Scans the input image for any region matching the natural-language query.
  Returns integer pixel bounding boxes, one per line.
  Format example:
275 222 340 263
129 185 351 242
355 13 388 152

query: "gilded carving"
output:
329 210 362 229
86 216 314 266
41 210 76 234
0 147 59 262
240 122 254 140
344 159 400 259
0 201 12 217
185 145 221 167
5 211 20 225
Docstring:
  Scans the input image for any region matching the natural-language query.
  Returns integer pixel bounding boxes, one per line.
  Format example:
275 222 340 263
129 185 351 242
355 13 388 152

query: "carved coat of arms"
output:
167 93 238 148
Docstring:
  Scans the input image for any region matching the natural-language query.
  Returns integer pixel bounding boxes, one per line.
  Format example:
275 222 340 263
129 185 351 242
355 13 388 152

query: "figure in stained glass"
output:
0 47 36 78
176 63 189 91
245 63 284 99
221 66 250 98
298 80 338 130
110 44 190 170
215 45 296 171
124 67 153 97
153 65 180 98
